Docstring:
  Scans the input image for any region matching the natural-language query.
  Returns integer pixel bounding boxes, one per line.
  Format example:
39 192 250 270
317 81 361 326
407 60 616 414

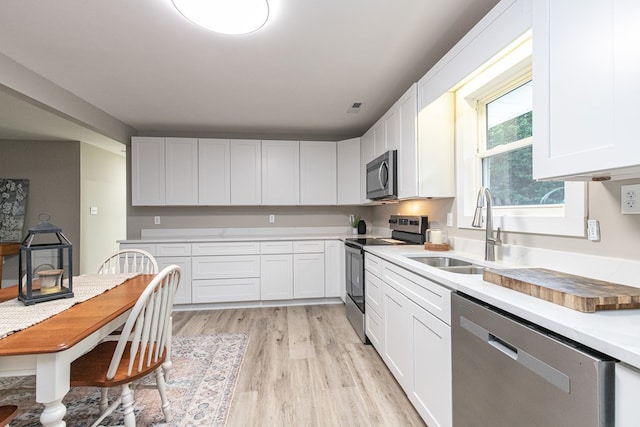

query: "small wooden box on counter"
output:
483 267 640 313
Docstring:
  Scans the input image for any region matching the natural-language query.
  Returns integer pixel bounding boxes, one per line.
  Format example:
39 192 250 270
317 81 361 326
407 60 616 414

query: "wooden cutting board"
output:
483 268 640 313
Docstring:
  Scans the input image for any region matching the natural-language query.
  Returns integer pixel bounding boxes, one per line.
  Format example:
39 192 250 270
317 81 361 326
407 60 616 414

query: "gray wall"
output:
0 140 80 284
127 205 374 239
371 179 640 262
80 143 126 273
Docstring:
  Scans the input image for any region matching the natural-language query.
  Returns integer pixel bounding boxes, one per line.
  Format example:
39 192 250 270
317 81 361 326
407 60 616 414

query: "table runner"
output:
0 273 140 339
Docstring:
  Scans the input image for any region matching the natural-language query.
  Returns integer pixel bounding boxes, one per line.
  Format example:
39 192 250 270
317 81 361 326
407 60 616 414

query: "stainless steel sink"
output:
437 265 485 275
406 256 484 274
407 256 473 267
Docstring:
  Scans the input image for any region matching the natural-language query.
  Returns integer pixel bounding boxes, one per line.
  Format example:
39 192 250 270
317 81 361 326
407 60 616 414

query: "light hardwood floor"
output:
172 304 426 427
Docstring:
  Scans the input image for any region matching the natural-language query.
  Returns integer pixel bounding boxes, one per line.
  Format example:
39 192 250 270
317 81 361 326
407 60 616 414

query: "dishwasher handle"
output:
460 315 571 393
488 334 518 360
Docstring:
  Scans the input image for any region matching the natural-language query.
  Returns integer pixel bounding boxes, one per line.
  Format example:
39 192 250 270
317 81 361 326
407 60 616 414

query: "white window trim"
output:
454 33 586 237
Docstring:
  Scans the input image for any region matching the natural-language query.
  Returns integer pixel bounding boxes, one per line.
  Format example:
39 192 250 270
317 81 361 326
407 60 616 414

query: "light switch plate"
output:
587 219 600 241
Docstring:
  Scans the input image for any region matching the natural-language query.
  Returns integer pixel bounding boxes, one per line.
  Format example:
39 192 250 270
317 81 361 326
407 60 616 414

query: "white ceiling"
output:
0 0 500 148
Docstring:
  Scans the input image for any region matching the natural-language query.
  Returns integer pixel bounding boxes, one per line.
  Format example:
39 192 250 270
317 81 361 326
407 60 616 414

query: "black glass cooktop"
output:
345 238 407 247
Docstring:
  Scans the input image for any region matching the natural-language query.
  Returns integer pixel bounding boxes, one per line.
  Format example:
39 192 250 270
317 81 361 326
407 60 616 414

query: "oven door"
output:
345 244 364 312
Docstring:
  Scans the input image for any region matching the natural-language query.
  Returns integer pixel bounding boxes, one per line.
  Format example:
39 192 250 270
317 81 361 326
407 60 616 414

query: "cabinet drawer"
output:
192 255 260 279
192 242 260 256
382 260 451 324
365 273 383 316
260 241 293 254
119 243 157 255
293 240 324 253
156 243 191 256
192 278 260 303
365 254 383 277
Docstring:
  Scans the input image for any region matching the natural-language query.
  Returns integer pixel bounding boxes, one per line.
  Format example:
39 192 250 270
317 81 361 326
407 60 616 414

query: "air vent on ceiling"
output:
346 102 363 114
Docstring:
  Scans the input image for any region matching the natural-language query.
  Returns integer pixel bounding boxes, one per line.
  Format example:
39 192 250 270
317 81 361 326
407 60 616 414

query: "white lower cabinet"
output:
616 363 640 427
365 271 384 352
408 299 451 427
122 239 339 305
366 253 452 427
191 242 261 303
293 253 325 298
323 240 343 299
382 281 412 391
157 256 192 305
261 254 293 300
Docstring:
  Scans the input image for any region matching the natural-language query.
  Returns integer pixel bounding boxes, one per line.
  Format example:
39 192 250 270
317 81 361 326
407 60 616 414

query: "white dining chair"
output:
70 264 181 427
96 249 159 275
96 248 176 388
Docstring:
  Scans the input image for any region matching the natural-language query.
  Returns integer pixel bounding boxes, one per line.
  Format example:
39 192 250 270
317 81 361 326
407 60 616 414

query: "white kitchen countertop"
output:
365 244 640 370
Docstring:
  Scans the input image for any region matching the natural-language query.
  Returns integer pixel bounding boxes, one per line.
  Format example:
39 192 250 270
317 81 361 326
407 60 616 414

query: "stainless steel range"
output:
344 215 428 343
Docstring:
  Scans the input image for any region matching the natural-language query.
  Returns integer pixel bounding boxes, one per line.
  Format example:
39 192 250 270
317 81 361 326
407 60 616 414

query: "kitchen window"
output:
454 32 586 236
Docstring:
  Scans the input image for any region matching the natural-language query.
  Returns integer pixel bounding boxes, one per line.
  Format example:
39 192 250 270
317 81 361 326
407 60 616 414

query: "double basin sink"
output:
406 256 485 275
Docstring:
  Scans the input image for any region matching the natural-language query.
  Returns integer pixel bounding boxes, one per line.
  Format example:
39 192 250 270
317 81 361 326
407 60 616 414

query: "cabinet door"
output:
157 256 192 305
293 253 325 298
398 84 419 199
366 308 384 352
382 282 412 390
165 137 198 205
409 299 452 427
261 140 300 205
230 139 261 205
416 92 454 198
384 107 400 152
360 130 374 203
261 254 293 300
533 0 640 180
300 141 337 205
372 120 386 158
198 138 230 205
616 363 640 427
337 138 361 205
323 240 343 299
131 137 165 206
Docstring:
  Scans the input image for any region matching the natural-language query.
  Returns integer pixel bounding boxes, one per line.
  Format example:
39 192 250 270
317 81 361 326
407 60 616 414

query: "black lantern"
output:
18 214 73 305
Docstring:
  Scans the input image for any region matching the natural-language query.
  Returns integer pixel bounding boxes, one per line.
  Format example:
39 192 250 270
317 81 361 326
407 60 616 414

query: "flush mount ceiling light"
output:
172 0 270 35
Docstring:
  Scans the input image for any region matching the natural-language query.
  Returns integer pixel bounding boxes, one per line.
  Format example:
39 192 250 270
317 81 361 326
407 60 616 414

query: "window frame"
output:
454 33 586 237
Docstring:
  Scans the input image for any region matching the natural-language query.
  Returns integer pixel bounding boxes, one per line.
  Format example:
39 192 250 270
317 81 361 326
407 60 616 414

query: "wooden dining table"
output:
0 274 154 427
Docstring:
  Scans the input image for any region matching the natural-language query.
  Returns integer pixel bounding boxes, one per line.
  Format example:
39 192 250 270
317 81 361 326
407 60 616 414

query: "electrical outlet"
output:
269 214 275 223
587 219 600 241
621 184 640 214
154 216 161 225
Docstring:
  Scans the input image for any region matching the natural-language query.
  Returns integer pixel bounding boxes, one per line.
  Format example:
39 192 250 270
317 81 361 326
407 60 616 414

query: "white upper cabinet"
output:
165 138 199 205
415 91 455 198
384 107 400 153
533 0 640 181
337 137 361 205
198 138 230 205
230 139 261 205
261 140 300 205
396 84 419 199
372 120 386 159
131 136 165 206
300 141 337 205
360 129 374 203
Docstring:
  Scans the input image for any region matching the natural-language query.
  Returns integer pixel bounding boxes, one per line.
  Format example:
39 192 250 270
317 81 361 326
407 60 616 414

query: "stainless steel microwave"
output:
366 150 397 200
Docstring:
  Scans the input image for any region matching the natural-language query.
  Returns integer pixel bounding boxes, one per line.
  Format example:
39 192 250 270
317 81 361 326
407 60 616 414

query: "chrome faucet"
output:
472 186 502 261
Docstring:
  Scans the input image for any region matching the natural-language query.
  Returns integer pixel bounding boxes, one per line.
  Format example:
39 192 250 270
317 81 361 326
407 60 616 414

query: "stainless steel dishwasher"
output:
452 292 615 427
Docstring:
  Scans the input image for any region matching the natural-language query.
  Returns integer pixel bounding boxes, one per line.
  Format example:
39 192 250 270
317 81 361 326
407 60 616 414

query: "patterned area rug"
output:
0 333 248 426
